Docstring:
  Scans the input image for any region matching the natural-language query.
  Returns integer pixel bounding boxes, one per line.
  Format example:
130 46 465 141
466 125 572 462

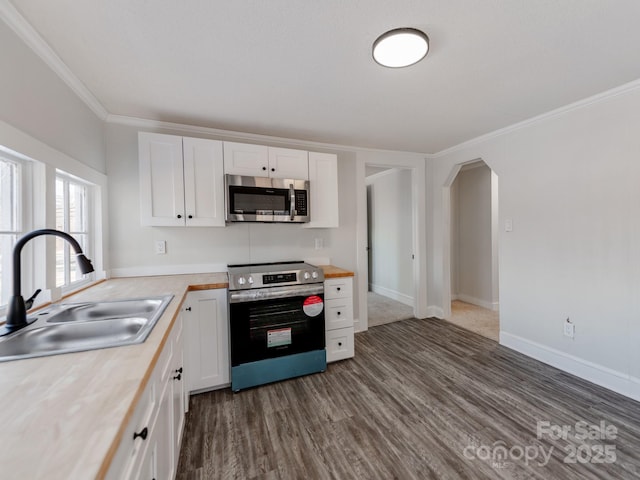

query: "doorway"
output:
447 160 499 341
365 167 415 327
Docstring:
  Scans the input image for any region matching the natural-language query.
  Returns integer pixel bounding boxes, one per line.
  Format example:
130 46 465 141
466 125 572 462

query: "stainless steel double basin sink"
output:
0 295 173 362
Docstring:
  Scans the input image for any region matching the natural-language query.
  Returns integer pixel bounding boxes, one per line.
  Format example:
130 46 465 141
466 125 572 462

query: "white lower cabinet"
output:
184 289 230 393
324 277 355 362
107 314 185 480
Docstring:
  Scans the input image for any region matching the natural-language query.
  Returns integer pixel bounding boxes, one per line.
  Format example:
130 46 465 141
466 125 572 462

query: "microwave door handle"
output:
289 183 295 220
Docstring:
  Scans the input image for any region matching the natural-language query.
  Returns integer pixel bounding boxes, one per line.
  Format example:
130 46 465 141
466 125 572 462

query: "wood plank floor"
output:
176 318 640 479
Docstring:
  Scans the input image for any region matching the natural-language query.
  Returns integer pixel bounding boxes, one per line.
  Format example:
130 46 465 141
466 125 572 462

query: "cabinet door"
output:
155 377 174 480
182 137 225 227
185 289 230 392
305 152 339 228
171 316 185 466
223 141 269 176
268 147 309 179
139 132 186 226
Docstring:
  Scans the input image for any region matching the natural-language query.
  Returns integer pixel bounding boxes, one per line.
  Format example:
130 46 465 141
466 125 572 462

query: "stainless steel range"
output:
227 261 326 392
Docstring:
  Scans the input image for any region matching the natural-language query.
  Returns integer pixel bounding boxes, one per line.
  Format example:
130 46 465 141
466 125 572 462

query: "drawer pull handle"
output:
185 307 192 311
133 427 148 441
173 373 182 381
176 367 183 374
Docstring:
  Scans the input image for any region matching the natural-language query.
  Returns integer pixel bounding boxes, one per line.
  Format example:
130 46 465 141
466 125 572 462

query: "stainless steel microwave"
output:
225 174 310 223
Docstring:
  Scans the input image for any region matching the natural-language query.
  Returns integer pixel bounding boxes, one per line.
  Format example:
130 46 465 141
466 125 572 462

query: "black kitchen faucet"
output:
0 229 94 336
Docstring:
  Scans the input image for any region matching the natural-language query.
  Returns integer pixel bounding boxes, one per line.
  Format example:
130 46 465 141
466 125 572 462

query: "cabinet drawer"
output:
326 327 354 363
324 278 352 299
325 298 353 330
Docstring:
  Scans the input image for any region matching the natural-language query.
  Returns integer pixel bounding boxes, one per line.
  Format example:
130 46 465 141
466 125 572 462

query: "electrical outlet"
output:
155 240 166 255
564 318 575 338
314 238 324 250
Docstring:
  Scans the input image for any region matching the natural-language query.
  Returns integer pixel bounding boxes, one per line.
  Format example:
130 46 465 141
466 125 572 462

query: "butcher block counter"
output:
0 273 227 480
319 265 354 278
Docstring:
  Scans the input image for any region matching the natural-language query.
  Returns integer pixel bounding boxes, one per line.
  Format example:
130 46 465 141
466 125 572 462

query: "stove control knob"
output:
248 276 254 284
311 271 318 279
303 272 311 280
237 276 246 285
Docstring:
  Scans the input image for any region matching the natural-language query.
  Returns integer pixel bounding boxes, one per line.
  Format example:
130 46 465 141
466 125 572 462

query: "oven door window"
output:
230 294 325 366
229 186 289 215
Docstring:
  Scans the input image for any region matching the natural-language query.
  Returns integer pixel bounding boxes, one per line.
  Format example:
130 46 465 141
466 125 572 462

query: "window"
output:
56 173 93 289
0 155 30 307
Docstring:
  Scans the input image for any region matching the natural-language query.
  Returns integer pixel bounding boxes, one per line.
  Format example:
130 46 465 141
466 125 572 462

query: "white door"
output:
139 132 185 226
185 290 230 392
305 152 339 228
183 137 225 226
268 147 309 179
223 141 269 176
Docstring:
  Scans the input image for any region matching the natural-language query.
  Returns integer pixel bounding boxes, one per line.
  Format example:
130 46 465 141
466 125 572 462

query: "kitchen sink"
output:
0 295 173 362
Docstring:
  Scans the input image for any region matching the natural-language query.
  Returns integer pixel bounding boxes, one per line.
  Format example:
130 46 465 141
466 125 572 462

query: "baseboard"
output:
110 263 228 278
426 306 444 319
370 284 414 307
501 331 640 402
455 293 498 311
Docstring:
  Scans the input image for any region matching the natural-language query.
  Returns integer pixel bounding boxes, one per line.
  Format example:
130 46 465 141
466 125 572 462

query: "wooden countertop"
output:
0 273 228 480
319 265 355 278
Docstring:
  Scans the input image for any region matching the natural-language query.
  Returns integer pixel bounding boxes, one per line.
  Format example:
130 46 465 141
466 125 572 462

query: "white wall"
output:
452 164 493 308
367 169 414 305
0 21 105 173
428 83 640 400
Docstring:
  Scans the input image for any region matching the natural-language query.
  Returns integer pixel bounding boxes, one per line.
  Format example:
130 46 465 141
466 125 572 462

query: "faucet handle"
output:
24 289 42 310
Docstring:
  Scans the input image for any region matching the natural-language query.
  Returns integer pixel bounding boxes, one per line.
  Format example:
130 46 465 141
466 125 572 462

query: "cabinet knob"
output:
338 342 343 347
133 427 148 441
271 168 275 172
262 166 267 171
188 215 193 219
185 307 191 311
337 311 341 316
176 367 183 374
173 373 182 381
177 214 182 219
336 287 341 292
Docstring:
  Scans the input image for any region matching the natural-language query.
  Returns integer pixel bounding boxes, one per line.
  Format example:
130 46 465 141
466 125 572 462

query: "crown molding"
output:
105 114 429 157
431 78 640 158
0 0 108 120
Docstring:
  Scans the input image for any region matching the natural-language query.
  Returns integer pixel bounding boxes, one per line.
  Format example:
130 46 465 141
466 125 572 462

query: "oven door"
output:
229 284 325 366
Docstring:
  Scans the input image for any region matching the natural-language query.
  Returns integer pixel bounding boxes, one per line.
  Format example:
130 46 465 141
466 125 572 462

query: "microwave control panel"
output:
295 191 308 215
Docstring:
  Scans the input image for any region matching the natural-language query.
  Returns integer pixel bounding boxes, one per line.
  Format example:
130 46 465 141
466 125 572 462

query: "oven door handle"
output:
229 284 324 303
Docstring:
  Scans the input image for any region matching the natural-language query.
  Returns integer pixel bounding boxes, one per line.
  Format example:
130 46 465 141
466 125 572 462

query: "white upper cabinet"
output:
139 132 185 227
182 137 225 227
305 152 339 228
223 142 269 176
268 147 309 179
139 132 225 227
224 141 309 179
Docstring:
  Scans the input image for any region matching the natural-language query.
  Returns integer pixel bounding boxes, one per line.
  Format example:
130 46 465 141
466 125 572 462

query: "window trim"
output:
55 170 95 295
0 153 34 315
1 121 107 310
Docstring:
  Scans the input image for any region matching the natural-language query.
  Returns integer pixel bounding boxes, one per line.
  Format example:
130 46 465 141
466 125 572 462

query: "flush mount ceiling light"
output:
372 28 429 68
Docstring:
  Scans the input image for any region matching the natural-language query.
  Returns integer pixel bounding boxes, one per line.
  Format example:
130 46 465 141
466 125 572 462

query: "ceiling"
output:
7 0 640 153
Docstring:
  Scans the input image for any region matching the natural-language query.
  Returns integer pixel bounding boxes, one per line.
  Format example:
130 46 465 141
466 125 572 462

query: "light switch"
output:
505 219 513 232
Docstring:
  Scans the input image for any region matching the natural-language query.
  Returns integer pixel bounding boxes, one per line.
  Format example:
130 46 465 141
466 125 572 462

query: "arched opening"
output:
443 159 499 340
